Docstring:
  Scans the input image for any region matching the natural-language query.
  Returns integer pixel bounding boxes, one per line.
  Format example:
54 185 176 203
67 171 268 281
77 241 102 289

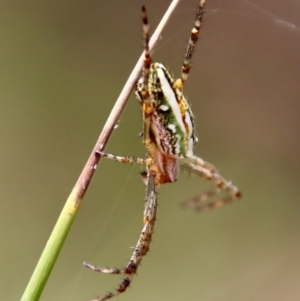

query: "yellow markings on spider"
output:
84 1 241 300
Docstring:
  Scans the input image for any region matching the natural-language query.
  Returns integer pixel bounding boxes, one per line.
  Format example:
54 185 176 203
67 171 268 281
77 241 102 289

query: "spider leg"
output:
96 150 152 166
175 0 206 90
83 173 158 301
141 6 151 102
184 154 217 173
180 161 241 212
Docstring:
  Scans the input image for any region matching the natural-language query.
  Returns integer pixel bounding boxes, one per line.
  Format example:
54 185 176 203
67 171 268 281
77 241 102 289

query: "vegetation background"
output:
1 0 300 300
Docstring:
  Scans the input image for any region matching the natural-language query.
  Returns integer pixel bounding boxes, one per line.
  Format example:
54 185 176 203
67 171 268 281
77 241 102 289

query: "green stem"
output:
20 190 80 301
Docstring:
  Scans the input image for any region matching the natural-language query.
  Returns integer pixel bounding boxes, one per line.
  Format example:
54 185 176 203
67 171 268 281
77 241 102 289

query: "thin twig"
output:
20 1 181 301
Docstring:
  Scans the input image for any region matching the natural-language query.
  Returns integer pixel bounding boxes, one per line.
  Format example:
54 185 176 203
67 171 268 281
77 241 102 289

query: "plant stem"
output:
20 1 181 301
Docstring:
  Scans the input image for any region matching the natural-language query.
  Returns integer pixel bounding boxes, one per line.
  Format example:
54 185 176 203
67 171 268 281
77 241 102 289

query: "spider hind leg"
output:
175 0 206 90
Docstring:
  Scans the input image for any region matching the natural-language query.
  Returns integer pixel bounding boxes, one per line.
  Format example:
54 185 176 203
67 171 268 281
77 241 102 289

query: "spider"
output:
84 1 241 300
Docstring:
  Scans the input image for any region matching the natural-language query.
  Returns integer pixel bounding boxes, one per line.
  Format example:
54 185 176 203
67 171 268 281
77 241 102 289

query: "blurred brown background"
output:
1 0 300 300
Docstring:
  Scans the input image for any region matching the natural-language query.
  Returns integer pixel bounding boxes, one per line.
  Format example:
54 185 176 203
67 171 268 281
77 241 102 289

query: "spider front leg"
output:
84 172 158 301
180 158 241 212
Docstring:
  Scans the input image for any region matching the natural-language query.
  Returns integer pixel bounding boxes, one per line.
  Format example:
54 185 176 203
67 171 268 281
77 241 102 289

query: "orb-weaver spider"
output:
84 1 241 300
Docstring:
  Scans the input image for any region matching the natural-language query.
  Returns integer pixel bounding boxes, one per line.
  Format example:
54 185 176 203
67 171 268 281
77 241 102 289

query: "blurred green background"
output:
1 0 300 300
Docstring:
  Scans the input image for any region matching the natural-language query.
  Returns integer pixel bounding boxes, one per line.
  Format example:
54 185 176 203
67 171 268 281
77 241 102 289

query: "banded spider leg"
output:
83 172 157 301
180 159 241 212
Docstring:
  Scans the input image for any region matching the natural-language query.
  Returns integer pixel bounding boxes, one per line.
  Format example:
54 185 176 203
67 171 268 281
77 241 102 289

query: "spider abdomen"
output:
148 63 197 159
